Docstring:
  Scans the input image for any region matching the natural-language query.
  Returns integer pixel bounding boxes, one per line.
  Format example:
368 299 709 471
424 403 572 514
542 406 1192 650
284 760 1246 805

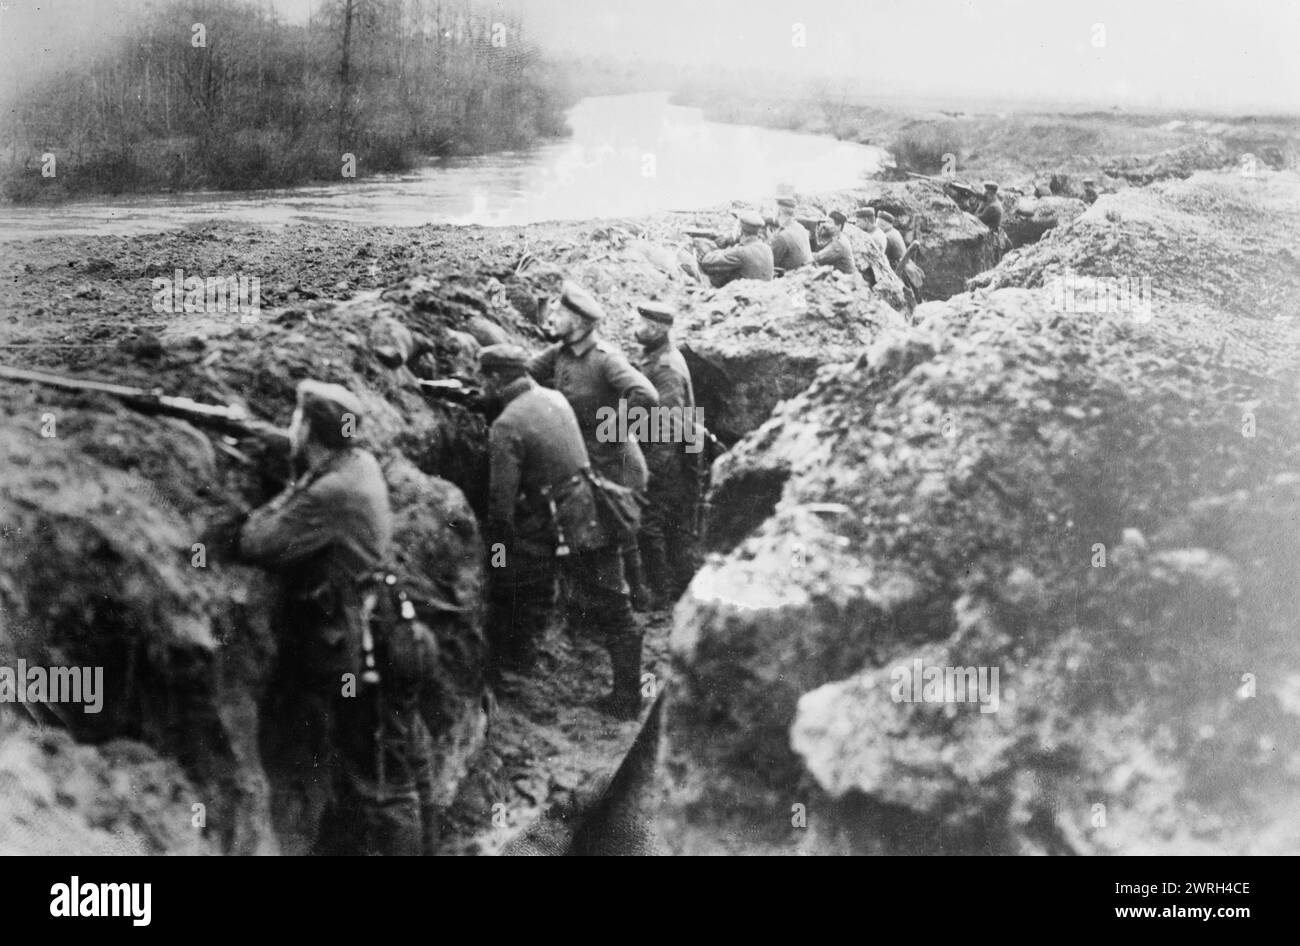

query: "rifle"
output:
906 170 978 193
0 364 285 443
415 377 495 415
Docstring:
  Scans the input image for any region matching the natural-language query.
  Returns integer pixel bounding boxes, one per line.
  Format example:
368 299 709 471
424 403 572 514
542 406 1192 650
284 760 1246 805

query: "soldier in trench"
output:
632 301 701 609
236 380 445 855
483 344 646 719
699 210 775 285
529 281 659 612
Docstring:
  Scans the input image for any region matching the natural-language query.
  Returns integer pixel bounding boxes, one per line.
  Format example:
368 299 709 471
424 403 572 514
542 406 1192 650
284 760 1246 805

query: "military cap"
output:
297 379 364 448
877 210 896 224
982 180 999 192
560 280 605 322
775 195 798 209
829 210 848 228
636 301 676 326
479 343 531 372
1082 177 1096 185
737 210 766 231
855 206 876 218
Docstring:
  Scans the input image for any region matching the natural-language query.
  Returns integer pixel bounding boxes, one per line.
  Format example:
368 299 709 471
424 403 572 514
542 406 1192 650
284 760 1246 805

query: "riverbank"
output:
0 1 574 205
671 86 1300 187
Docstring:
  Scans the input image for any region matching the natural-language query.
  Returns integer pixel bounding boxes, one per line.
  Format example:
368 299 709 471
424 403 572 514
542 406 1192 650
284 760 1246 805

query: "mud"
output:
656 168 1300 855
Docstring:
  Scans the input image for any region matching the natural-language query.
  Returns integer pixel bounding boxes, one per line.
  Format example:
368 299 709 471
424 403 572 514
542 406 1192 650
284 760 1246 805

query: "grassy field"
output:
672 81 1300 187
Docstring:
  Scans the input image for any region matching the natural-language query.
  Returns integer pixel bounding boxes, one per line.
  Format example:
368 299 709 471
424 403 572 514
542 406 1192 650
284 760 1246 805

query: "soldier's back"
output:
738 240 775 280
498 382 589 490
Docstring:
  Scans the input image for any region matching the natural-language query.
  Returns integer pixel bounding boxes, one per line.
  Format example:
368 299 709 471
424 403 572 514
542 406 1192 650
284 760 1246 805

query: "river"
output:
0 92 885 241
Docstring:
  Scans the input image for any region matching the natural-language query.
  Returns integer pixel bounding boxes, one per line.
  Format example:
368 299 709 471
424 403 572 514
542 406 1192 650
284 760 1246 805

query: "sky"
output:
3 0 1298 112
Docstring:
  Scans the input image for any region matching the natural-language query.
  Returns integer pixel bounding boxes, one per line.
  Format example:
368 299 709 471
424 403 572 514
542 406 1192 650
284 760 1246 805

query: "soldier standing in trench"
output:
237 380 444 855
632 301 700 609
768 196 813 273
529 281 660 612
975 180 1011 260
483 345 645 719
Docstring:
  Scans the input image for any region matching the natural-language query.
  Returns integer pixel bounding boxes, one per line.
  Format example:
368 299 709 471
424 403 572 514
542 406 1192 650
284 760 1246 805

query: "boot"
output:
594 633 643 720
623 545 652 613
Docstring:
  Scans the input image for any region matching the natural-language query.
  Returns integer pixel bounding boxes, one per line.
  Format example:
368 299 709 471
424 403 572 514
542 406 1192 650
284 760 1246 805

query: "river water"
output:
0 92 884 241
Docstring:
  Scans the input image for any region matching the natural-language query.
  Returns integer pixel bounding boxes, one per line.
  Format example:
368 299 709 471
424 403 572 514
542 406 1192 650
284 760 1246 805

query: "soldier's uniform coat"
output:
699 237 775 285
637 338 700 598
528 334 657 494
769 222 813 272
240 447 444 856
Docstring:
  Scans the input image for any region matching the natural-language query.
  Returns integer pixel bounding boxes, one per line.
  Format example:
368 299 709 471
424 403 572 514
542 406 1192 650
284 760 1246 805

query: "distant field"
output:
671 83 1300 187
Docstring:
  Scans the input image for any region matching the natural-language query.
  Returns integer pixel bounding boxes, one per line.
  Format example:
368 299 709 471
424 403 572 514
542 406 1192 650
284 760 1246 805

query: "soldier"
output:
769 195 812 273
976 181 1004 231
529 281 659 610
854 206 889 256
1081 177 1099 205
877 210 907 271
482 345 644 719
700 210 775 285
633 301 699 609
975 181 1009 260
238 380 441 856
813 211 857 275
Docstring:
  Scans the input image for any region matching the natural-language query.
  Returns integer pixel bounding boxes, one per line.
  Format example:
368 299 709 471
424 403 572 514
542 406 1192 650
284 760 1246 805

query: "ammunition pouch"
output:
534 471 610 556
582 467 645 545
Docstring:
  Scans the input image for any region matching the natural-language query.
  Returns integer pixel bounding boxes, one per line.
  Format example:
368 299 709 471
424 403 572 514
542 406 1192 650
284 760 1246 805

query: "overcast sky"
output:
502 0 1298 112
4 0 1298 112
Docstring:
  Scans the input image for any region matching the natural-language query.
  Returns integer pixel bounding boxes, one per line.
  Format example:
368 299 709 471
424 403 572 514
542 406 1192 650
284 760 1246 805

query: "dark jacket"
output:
978 198 1004 231
883 227 907 268
813 232 857 275
239 448 441 815
700 237 775 285
637 338 697 480
240 447 392 652
769 223 812 271
529 334 658 494
488 375 606 555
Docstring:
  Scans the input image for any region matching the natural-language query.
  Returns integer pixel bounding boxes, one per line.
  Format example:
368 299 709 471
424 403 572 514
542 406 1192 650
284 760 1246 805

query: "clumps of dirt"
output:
642 268 906 444
656 169 1300 855
1101 137 1239 185
1001 195 1086 248
0 242 566 853
847 183 998 299
0 713 217 855
971 169 1300 328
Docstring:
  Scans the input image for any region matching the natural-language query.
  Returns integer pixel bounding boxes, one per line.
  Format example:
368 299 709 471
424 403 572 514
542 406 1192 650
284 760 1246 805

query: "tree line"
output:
2 0 575 201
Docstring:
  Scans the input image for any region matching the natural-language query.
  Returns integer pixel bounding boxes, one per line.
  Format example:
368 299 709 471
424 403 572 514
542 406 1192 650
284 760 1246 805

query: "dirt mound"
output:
655 172 1300 855
838 182 997 300
1102 138 1237 185
971 169 1300 325
1001 195 1086 248
0 713 216 855
0 260 527 853
637 268 906 444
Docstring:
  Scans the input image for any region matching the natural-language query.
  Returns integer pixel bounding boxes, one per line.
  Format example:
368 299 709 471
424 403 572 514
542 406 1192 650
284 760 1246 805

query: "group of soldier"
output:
693 182 1006 300
223 280 700 855
214 181 1020 856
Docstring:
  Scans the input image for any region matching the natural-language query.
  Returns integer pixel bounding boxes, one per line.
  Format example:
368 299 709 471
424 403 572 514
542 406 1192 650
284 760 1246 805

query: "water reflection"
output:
0 92 883 240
